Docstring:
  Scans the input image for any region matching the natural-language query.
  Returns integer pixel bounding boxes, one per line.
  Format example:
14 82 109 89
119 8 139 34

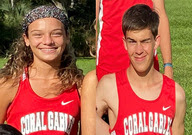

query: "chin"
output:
42 56 61 62
132 64 149 73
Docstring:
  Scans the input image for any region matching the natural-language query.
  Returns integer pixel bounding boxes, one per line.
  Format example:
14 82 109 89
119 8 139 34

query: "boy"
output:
96 4 186 134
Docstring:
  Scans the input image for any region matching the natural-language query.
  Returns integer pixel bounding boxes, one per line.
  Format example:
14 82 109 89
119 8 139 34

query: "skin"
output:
96 28 186 134
96 0 173 78
23 18 69 98
0 17 69 123
82 0 174 133
24 18 69 66
0 79 18 123
81 70 97 135
153 0 173 79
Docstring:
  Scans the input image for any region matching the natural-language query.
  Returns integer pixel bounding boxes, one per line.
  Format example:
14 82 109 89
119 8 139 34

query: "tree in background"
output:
52 0 95 57
0 0 95 57
0 0 31 55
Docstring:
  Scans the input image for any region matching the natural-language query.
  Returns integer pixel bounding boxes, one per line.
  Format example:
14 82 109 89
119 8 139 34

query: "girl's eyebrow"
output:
30 28 63 33
52 28 63 31
30 30 41 33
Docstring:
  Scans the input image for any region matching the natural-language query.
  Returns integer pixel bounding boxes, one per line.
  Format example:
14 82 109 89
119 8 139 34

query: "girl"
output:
0 5 83 135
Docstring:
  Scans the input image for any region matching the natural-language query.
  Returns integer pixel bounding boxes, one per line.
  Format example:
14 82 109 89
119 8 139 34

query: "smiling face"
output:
23 18 69 65
124 28 160 74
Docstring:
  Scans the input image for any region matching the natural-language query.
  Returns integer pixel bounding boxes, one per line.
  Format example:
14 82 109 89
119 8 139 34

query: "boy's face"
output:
123 28 160 74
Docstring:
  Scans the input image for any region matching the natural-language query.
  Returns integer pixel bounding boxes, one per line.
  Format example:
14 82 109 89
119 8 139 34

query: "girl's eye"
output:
52 32 63 37
32 33 42 37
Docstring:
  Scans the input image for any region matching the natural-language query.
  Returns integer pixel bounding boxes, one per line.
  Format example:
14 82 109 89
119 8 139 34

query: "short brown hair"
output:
122 4 159 38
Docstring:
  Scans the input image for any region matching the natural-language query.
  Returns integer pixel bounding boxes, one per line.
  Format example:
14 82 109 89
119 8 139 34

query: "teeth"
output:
41 48 55 51
40 48 56 52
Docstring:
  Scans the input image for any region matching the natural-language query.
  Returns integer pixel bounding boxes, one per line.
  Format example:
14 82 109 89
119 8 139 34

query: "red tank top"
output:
110 70 175 135
97 0 154 73
6 70 80 135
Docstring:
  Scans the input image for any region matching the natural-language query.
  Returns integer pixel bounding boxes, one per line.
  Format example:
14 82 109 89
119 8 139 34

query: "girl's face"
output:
24 18 69 65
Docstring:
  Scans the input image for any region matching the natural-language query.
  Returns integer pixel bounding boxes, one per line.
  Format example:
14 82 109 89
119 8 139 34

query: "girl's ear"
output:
66 36 70 45
65 32 70 45
154 35 160 50
23 34 30 46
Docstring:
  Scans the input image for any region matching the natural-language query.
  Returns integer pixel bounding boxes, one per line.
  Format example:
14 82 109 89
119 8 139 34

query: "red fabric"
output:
97 0 157 80
6 70 80 135
154 54 160 71
110 70 175 134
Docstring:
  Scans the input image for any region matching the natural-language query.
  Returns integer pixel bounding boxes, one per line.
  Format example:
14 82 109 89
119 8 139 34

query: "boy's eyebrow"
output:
126 37 152 42
141 38 151 42
125 37 136 41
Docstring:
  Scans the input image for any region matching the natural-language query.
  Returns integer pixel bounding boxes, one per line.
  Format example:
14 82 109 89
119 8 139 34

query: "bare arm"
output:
96 114 110 135
153 0 173 79
0 90 9 123
81 70 97 135
172 83 186 135
0 79 17 123
96 0 100 30
96 0 100 49
96 76 111 135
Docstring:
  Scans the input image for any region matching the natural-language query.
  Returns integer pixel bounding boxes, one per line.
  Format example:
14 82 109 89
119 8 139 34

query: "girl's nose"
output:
42 34 53 45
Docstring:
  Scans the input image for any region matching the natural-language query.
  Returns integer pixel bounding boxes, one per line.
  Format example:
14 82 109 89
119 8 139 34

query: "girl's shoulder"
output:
0 78 19 104
0 78 19 123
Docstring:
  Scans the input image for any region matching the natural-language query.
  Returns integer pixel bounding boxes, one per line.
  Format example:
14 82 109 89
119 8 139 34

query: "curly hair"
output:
0 5 83 91
0 37 32 85
0 34 83 91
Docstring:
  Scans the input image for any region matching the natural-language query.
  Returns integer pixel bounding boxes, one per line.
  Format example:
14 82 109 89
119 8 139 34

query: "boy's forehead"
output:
125 29 153 38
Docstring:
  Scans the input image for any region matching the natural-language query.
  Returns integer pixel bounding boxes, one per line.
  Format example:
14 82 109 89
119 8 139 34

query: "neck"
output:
127 65 159 85
126 65 163 101
29 61 60 79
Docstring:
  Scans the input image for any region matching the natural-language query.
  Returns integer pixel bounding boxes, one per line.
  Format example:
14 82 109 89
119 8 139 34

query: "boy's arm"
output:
172 83 186 135
96 76 111 135
96 114 110 135
153 0 173 79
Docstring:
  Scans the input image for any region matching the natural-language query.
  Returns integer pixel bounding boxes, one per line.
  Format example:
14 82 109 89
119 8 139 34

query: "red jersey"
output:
97 0 159 80
6 70 80 135
110 70 175 135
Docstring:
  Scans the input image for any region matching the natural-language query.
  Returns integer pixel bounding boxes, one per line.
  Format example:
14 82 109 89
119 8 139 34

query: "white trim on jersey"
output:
96 0 104 65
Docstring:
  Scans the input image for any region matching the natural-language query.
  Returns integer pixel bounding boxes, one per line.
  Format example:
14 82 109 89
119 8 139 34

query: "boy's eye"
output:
127 40 136 44
129 41 136 43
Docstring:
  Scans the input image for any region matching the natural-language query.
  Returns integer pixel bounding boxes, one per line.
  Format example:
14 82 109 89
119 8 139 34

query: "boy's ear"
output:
154 35 160 50
123 37 128 50
23 34 30 46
